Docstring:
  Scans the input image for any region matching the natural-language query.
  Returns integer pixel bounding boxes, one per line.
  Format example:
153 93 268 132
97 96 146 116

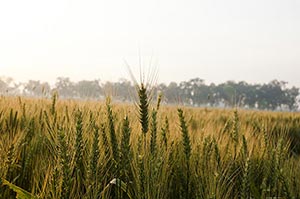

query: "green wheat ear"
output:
74 110 84 172
89 122 100 184
120 115 132 181
161 116 169 149
50 91 57 115
178 108 191 160
156 93 163 111
138 83 149 135
58 128 71 199
231 109 239 159
100 123 110 160
150 109 158 155
106 97 119 169
72 109 86 196
241 157 250 199
177 108 191 198
213 138 221 169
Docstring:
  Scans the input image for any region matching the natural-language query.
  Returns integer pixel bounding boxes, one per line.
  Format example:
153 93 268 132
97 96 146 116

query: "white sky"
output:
0 0 300 86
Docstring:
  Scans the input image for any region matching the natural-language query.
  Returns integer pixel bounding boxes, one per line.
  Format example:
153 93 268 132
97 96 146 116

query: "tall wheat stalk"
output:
178 108 191 199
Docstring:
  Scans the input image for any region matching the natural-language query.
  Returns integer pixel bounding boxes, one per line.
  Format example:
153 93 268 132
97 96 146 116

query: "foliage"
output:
1 77 299 111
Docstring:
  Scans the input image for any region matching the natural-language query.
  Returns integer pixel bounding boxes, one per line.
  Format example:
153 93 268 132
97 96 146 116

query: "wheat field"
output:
0 88 300 198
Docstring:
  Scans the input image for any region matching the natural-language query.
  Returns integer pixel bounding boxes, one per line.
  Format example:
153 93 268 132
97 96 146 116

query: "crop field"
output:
1 86 300 199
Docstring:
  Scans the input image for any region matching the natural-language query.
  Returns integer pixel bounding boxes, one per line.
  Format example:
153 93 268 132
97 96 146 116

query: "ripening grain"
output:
0 94 300 199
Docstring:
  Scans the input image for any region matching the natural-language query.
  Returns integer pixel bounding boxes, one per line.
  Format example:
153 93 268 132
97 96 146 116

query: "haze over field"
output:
0 0 299 86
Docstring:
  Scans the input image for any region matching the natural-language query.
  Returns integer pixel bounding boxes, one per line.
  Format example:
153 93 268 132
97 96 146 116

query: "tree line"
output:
0 77 299 111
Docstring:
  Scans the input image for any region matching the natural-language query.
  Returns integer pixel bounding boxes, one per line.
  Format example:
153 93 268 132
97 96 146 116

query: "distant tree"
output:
164 82 180 104
113 79 134 101
0 77 17 95
74 79 102 98
188 78 205 106
255 80 284 109
214 81 236 107
23 80 50 97
55 77 75 97
284 87 299 110
0 79 8 93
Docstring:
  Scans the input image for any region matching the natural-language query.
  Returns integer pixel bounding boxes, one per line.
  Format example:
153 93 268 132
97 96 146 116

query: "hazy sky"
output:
0 0 299 86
